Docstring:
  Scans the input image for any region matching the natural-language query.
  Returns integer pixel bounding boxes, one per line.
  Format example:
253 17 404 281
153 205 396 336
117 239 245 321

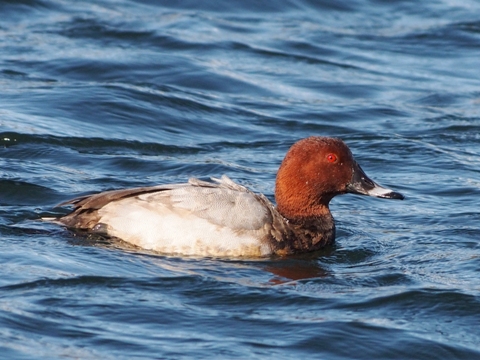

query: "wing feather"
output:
57 175 273 232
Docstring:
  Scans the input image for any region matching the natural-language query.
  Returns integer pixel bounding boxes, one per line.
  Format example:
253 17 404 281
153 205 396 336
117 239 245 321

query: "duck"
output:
52 136 404 257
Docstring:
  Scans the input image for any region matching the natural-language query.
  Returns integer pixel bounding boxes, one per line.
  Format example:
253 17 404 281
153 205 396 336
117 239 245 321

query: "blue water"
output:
1 0 480 358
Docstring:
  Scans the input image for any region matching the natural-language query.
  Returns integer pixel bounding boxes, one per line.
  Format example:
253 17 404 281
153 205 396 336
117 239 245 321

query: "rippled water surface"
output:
1 0 480 359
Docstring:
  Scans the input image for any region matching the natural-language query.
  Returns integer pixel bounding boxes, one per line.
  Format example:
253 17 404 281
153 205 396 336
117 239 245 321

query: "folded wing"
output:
57 176 279 256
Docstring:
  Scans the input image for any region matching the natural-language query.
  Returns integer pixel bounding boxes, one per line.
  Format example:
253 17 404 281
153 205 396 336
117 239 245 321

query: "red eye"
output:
326 153 337 163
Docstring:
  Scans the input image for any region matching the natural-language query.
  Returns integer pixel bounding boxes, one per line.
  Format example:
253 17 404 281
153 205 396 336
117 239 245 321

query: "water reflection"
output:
263 250 334 283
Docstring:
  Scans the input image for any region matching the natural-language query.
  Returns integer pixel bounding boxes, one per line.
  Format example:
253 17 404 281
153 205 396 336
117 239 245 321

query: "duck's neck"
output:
281 206 336 253
271 198 335 255
274 156 337 253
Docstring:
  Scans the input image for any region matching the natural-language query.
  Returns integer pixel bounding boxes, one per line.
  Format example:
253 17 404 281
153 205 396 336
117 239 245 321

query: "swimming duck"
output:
53 136 404 257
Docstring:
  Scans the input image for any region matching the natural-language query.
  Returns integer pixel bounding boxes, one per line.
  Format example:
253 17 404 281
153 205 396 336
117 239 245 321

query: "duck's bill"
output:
346 162 404 200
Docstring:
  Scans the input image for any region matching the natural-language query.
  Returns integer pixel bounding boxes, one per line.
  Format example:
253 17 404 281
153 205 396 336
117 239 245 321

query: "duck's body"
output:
57 176 334 257
53 137 404 257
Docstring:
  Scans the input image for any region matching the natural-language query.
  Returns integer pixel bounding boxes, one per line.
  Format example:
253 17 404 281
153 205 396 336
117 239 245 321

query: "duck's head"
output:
275 136 404 221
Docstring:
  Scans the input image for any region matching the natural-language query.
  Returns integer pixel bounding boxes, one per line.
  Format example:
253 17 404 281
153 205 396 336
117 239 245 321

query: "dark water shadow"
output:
259 248 336 284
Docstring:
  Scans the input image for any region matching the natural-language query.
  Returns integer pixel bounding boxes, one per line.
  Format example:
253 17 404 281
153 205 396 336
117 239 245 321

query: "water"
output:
1 0 480 358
